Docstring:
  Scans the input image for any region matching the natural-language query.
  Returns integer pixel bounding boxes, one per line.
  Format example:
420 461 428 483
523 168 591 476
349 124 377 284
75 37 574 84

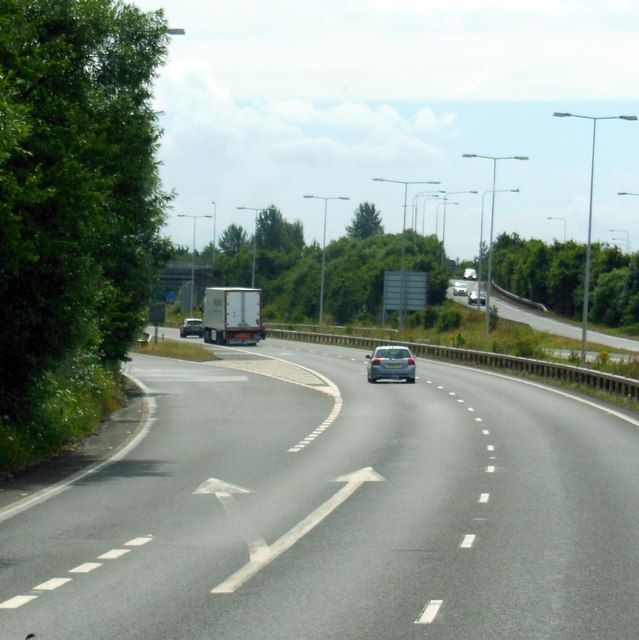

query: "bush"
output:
436 307 462 332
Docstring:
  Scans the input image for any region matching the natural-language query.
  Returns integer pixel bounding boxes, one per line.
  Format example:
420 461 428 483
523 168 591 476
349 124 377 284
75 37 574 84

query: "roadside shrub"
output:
423 306 438 329
437 307 462 332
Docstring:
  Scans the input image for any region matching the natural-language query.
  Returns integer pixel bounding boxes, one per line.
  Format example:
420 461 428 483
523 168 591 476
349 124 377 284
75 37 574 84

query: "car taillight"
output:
372 357 381 365
407 357 415 365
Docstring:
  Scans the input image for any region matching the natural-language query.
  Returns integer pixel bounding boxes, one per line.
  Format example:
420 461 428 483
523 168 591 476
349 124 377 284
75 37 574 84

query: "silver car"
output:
366 346 416 383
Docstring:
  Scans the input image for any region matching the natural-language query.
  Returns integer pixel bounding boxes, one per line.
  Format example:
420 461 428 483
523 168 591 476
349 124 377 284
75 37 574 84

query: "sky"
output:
131 0 639 262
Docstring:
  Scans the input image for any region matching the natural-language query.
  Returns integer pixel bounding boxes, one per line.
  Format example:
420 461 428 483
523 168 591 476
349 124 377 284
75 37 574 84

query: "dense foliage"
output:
0 0 171 469
490 233 639 332
190 204 450 326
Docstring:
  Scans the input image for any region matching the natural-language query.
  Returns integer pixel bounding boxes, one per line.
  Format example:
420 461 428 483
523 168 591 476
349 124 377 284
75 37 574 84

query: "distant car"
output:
452 280 469 296
467 290 486 306
179 317 204 338
463 268 478 280
366 345 416 383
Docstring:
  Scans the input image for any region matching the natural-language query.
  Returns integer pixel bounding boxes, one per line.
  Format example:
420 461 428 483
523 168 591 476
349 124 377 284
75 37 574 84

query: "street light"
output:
609 229 630 252
463 154 528 338
420 196 442 236
177 213 213 315
412 191 445 234
373 177 441 326
211 202 217 268
553 111 637 364
440 191 478 264
547 216 567 242
303 194 350 325
236 206 261 288
436 199 459 264
477 189 519 312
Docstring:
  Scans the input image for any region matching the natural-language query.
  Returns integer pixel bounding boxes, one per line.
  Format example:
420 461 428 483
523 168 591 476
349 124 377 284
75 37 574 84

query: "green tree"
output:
346 202 384 239
219 224 249 256
0 0 171 422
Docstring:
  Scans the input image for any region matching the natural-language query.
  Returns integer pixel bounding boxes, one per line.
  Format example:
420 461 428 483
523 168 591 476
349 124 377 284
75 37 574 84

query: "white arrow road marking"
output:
194 478 270 562
209 467 386 594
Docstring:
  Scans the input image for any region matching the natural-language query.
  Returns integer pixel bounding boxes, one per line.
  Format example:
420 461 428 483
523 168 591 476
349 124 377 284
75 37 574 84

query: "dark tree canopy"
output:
346 202 384 239
0 0 172 422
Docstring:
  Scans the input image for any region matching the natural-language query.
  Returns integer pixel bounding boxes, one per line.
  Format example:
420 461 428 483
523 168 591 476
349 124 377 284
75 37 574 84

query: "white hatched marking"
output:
479 493 490 503
98 549 130 559
0 595 38 609
69 562 102 573
34 577 72 591
460 534 476 548
416 599 443 624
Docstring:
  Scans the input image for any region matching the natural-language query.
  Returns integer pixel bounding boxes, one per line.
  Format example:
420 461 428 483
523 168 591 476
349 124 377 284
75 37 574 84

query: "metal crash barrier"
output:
266 328 639 400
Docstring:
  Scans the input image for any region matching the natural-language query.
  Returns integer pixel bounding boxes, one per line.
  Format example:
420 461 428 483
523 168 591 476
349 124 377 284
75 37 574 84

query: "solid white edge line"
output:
416 599 443 624
0 375 155 524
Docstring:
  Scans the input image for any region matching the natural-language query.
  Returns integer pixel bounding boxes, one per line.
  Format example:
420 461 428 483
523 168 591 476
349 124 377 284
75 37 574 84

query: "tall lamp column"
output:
303 195 350 325
373 177 441 326
553 112 636 363
177 213 213 315
236 206 261 288
462 154 528 338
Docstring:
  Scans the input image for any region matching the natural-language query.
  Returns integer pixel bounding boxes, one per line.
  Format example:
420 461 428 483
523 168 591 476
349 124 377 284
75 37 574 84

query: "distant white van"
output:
463 268 478 280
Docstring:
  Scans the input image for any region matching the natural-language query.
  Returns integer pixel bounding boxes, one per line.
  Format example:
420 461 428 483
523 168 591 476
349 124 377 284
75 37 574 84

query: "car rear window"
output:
377 349 410 359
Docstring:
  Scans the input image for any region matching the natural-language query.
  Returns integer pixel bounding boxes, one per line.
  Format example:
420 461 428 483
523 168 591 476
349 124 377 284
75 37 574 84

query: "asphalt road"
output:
3 336 639 638
451 281 639 354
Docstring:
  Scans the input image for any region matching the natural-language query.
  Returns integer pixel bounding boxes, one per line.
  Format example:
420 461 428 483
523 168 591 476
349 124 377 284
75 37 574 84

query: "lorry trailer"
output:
202 287 262 345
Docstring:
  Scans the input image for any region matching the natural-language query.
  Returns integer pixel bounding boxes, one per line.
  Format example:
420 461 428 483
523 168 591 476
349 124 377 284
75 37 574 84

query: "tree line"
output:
490 233 639 332
175 209 639 335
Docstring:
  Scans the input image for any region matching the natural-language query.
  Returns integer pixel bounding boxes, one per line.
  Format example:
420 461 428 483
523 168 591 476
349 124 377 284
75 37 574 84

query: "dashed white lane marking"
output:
479 493 490 503
125 536 153 546
69 562 102 574
487 445 495 452
0 595 38 609
460 534 476 549
486 465 495 473
97 549 130 559
34 577 71 591
482 429 490 435
416 599 444 624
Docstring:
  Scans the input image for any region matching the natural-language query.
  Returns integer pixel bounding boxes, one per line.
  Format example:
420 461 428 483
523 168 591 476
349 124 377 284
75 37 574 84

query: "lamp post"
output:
412 191 444 234
609 229 630 252
236 206 260 288
303 194 350 325
547 216 567 242
373 178 441 326
462 154 528 338
477 189 519 312
177 213 213 315
553 112 637 364
440 190 478 264
210 201 217 268
437 199 459 264
421 196 442 236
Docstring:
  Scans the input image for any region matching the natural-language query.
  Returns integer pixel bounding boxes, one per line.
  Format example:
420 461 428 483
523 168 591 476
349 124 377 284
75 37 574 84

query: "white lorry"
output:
202 287 263 345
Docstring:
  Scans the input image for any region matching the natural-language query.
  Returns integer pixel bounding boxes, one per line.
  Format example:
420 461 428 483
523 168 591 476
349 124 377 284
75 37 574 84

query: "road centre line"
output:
34 577 72 591
98 549 130 559
415 599 443 624
460 534 476 549
69 562 102 573
0 595 38 609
